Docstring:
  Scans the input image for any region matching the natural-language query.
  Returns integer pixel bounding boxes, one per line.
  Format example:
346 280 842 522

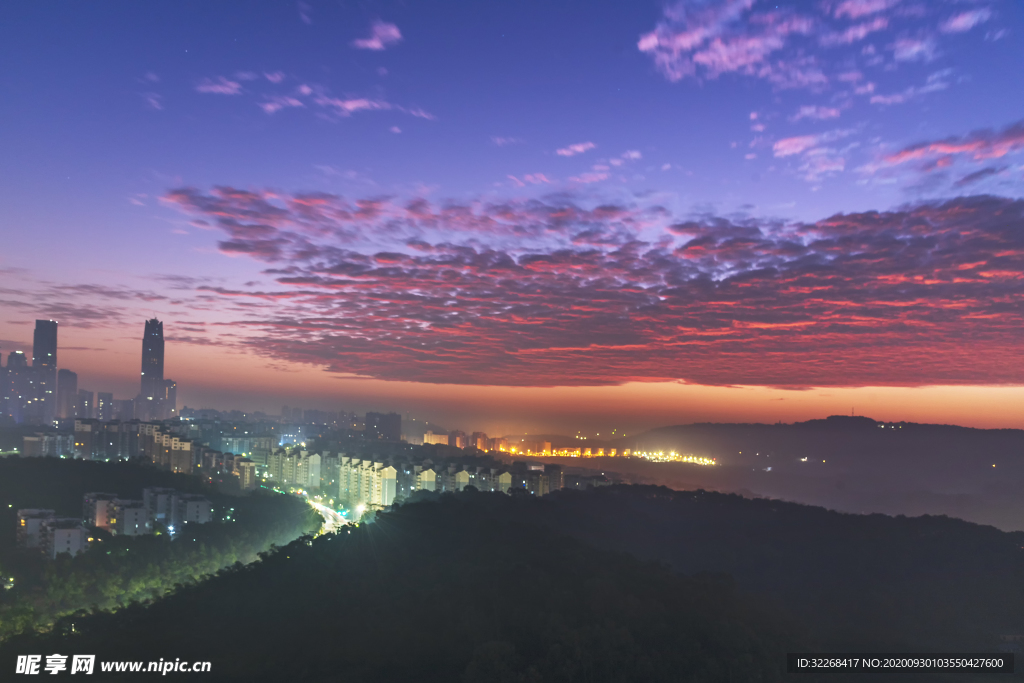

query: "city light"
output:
546 447 715 465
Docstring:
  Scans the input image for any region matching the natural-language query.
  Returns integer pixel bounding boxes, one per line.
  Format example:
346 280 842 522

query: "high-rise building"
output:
96 392 114 421
32 320 57 369
57 369 78 419
32 320 58 424
83 493 118 529
162 379 177 418
2 351 29 423
140 318 164 418
365 412 401 441
42 518 89 558
0 353 12 422
236 459 258 491
423 430 449 445
76 390 94 419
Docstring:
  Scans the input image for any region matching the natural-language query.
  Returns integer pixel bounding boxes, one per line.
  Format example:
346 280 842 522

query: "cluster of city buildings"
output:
16 509 91 559
0 318 177 427
331 457 570 508
13 488 214 560
229 441 595 510
84 488 212 535
423 430 528 453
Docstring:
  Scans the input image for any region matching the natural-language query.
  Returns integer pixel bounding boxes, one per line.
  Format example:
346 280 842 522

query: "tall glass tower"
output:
141 318 164 402
32 320 57 369
32 320 58 423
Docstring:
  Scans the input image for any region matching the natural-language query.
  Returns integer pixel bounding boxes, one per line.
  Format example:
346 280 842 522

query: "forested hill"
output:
521 485 1024 653
0 458 320 640
568 417 1024 531
6 486 1024 681
615 416 1024 471
4 491 798 683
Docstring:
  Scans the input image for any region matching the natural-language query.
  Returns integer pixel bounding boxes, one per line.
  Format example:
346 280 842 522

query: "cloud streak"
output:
556 142 597 157
196 77 243 95
352 21 402 50
884 119 1024 165
941 8 992 34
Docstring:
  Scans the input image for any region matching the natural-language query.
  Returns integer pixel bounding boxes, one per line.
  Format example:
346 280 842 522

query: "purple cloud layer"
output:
638 0 993 90
161 187 1024 388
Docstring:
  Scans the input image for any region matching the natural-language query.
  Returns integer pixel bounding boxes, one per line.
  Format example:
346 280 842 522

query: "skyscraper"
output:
57 369 78 420
140 318 164 401
76 389 94 419
2 352 28 423
96 392 114 421
0 353 11 422
32 320 57 369
162 380 177 418
32 320 58 423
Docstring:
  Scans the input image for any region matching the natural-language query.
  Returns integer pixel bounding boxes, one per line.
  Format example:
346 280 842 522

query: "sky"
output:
1 0 1023 435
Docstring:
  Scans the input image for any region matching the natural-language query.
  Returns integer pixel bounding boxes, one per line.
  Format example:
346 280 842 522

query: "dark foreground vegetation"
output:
0 458 320 639
5 485 1023 682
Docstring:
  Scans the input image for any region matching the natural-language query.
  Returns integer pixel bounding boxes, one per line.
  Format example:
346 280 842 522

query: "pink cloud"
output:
352 21 403 50
940 8 992 34
259 96 305 114
314 96 391 117
884 119 1024 165
773 135 821 157
264 71 286 83
639 2 818 85
791 105 841 121
569 171 610 184
755 57 828 90
892 37 938 62
556 141 597 157
196 77 243 95
834 0 898 20
869 69 950 105
870 92 907 105
509 173 552 187
162 187 1024 389
820 16 888 46
403 107 436 121
799 148 846 181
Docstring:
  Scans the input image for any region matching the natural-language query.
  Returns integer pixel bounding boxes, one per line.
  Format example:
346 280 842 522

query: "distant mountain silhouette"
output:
529 417 1024 531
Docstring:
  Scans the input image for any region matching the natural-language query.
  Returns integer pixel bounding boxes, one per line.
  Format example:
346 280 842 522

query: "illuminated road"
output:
308 500 347 534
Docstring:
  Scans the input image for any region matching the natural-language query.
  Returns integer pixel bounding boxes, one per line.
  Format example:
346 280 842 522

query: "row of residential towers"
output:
0 318 176 425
